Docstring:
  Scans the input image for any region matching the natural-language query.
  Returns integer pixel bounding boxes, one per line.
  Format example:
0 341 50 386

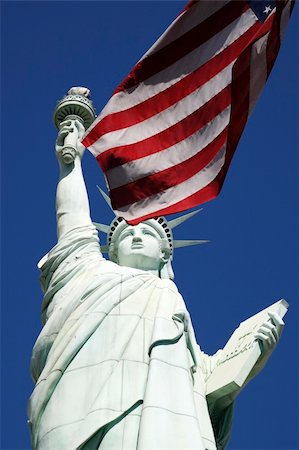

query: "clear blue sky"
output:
1 2 298 449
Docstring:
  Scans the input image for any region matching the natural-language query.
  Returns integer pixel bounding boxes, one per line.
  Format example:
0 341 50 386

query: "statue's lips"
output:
131 243 144 249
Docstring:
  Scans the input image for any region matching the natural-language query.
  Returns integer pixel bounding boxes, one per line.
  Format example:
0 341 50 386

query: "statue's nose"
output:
132 235 142 242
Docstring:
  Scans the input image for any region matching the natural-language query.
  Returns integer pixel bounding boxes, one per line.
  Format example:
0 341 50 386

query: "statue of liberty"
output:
28 89 285 450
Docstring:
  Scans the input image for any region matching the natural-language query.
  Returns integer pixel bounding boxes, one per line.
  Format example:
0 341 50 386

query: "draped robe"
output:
28 225 233 450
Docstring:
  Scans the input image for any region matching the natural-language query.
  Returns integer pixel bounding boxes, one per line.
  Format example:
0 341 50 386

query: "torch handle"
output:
60 115 81 164
54 89 96 164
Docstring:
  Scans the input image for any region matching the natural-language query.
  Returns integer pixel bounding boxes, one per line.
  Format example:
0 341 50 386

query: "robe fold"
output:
28 225 233 450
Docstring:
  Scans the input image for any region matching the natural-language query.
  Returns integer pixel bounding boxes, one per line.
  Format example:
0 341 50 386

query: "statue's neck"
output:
148 269 160 278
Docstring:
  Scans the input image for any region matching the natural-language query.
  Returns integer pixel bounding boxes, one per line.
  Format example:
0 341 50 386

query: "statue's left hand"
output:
253 310 284 372
255 311 284 354
247 311 284 380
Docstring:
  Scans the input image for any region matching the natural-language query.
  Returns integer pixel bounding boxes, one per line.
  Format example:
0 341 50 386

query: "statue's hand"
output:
255 311 284 354
248 311 284 380
56 119 86 164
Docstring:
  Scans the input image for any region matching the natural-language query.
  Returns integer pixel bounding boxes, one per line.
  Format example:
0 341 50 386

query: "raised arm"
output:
55 119 92 239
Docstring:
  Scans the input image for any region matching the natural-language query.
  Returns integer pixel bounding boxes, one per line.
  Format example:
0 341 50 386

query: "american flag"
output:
82 0 295 225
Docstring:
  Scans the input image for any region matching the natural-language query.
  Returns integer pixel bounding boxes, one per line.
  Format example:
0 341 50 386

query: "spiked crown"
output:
93 186 209 279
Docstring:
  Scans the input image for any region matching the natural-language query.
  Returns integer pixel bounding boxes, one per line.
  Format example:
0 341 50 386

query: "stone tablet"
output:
206 299 288 413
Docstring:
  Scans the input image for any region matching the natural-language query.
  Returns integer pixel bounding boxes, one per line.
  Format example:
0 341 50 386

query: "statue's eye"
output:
120 230 134 239
143 229 155 237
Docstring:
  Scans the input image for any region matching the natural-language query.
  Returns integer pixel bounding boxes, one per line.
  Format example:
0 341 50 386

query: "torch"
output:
53 87 97 164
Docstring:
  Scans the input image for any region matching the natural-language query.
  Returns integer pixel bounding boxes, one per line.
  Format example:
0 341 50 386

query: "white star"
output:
263 5 272 14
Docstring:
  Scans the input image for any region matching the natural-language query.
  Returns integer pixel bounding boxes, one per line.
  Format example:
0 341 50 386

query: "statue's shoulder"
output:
38 225 101 267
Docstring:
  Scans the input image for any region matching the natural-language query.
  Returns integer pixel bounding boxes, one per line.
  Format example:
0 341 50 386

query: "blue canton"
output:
247 0 276 22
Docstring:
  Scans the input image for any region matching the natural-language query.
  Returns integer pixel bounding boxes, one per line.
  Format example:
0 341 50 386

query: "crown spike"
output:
173 239 210 249
97 185 113 211
93 222 110 233
168 209 202 229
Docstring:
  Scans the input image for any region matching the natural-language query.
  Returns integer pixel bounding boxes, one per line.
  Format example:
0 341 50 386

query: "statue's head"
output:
107 217 173 276
94 187 209 280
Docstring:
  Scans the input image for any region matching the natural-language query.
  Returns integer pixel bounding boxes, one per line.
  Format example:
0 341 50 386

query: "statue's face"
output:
116 223 165 271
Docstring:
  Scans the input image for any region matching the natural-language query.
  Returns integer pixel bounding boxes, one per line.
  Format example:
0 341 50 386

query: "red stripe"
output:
267 1 295 77
110 127 228 208
222 9 275 159
98 85 231 172
86 2 287 225
125 182 221 225
266 2 284 77
160 13 277 217
83 20 262 148
121 174 226 224
181 0 198 14
124 129 242 224
181 9 283 219
124 42 254 224
113 1 249 94
109 11 277 222
172 3 293 220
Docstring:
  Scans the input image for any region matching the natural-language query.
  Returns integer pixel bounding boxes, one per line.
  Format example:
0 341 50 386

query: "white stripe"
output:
89 63 233 157
280 1 291 41
248 33 269 116
141 0 231 58
107 106 231 189
114 146 226 221
85 9 256 137
115 10 255 110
